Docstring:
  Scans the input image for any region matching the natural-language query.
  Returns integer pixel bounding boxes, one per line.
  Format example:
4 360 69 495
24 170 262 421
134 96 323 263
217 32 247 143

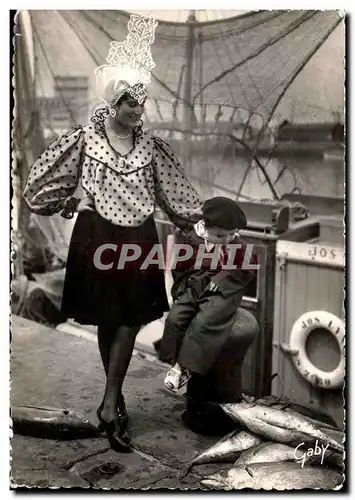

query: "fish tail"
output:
320 421 342 432
329 441 344 454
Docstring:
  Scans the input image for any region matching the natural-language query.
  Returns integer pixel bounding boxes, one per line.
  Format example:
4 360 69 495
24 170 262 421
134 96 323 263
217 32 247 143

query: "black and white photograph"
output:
10 8 345 491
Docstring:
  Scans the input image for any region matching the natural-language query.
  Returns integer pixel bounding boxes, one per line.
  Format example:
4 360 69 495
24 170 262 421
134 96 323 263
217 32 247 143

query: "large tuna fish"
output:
220 402 344 454
235 441 344 471
249 394 340 429
178 430 262 479
201 461 343 490
189 430 263 466
235 442 298 467
11 405 101 440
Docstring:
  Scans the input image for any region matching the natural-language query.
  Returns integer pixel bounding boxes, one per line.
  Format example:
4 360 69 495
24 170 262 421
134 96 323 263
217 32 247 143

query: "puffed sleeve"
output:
152 136 203 229
23 125 85 216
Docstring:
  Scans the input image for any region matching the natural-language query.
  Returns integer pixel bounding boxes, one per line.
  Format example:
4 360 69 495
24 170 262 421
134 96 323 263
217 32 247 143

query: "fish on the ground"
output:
191 430 262 469
314 426 344 445
283 410 342 434
11 405 101 440
220 402 344 454
178 430 263 479
201 461 343 490
246 394 339 429
281 404 339 430
234 439 344 470
307 449 345 471
235 442 298 467
263 402 341 433
271 405 344 442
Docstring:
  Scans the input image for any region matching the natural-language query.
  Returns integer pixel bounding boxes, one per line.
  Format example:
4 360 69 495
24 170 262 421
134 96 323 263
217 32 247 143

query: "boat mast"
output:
182 10 196 171
14 11 45 254
15 11 45 161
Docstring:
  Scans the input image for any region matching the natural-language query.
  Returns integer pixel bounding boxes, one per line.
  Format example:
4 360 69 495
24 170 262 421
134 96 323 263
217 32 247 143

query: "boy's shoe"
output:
181 395 239 436
164 364 191 393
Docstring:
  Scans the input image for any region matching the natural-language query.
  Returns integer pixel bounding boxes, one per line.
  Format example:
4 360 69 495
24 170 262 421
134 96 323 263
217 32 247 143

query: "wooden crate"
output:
272 239 345 427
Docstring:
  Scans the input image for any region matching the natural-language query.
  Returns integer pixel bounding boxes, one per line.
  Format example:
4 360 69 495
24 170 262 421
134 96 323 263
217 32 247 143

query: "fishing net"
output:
13 9 343 287
28 10 342 121
16 9 342 197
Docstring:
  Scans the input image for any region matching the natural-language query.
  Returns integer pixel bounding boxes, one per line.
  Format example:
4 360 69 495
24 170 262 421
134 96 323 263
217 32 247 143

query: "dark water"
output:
189 154 344 201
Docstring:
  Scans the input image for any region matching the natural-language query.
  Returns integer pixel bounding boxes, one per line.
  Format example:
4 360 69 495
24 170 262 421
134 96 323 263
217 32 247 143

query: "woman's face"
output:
113 95 146 129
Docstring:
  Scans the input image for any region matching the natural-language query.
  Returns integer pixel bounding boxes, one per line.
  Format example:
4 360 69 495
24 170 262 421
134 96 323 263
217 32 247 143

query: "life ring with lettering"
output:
288 311 345 390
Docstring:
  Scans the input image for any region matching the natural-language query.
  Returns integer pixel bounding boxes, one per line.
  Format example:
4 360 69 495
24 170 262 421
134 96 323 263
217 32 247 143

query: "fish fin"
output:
245 466 254 478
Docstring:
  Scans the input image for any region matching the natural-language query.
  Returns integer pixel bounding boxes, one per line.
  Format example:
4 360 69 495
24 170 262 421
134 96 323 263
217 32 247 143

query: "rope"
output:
217 16 264 106
169 66 185 140
151 125 279 199
266 16 343 126
59 11 102 66
209 34 238 107
193 11 317 102
258 16 342 197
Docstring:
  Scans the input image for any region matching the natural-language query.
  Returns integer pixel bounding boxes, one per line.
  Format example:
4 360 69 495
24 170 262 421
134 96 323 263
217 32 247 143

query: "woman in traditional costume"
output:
23 14 202 452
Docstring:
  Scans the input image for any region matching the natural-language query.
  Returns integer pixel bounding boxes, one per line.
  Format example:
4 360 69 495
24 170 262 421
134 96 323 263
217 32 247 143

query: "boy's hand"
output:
209 280 219 292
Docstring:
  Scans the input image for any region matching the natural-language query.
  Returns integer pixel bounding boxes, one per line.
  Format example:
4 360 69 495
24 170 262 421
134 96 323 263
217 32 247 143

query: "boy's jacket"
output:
170 227 258 300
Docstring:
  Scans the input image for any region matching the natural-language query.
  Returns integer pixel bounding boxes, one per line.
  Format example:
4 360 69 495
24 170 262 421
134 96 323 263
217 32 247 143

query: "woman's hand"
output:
61 196 94 219
77 196 95 213
188 205 204 220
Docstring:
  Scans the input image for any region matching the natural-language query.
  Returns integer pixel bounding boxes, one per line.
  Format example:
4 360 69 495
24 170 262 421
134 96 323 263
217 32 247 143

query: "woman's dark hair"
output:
111 92 132 107
90 90 144 138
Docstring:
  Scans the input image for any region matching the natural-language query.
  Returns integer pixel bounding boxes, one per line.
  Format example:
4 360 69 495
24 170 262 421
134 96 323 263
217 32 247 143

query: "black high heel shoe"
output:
97 395 129 432
97 397 131 453
104 415 131 453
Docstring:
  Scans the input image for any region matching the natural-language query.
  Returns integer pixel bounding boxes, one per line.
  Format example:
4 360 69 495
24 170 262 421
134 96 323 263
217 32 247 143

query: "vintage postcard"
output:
10 8 345 491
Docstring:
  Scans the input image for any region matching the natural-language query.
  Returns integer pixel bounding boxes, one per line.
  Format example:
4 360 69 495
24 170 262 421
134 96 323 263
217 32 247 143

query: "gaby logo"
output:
294 440 329 468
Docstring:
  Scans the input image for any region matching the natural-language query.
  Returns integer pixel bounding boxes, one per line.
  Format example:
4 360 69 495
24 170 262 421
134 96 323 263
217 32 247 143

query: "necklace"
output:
106 120 132 140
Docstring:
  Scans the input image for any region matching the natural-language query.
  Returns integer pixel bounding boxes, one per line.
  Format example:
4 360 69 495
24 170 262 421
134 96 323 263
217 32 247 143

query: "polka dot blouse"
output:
23 124 202 227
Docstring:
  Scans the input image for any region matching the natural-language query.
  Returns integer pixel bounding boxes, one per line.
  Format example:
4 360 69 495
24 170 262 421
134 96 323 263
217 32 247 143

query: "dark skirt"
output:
61 210 169 327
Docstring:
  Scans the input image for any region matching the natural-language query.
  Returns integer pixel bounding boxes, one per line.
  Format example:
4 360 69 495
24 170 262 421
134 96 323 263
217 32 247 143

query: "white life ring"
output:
289 311 345 390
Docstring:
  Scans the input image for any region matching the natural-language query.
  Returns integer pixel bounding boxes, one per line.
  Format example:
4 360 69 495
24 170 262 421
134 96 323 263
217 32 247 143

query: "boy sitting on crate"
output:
159 197 258 392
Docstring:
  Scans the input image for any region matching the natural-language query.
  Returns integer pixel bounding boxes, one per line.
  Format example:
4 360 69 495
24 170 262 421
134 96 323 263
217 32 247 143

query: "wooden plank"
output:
276 240 344 269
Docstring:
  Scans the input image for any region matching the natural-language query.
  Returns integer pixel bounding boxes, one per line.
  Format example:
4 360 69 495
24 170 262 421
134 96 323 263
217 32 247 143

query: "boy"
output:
159 197 258 392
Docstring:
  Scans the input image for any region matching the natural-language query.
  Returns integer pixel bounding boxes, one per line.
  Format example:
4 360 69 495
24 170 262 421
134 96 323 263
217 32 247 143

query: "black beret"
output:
202 197 247 230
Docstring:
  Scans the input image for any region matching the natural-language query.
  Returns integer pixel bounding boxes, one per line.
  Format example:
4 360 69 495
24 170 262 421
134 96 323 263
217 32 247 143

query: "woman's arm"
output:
23 126 85 217
151 136 203 230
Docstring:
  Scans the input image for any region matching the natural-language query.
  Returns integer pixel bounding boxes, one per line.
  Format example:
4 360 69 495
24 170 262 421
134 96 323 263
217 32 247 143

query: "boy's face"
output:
205 225 237 244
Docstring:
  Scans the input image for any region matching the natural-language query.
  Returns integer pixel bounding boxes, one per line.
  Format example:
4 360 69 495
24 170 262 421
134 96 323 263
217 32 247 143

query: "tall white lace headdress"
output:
95 13 158 107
